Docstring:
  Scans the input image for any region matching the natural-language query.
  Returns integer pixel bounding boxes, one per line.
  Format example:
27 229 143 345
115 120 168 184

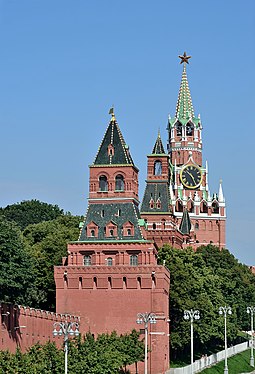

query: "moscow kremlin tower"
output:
55 53 226 374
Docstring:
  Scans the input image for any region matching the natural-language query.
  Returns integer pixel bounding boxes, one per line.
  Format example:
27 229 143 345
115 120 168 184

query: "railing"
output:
167 341 252 374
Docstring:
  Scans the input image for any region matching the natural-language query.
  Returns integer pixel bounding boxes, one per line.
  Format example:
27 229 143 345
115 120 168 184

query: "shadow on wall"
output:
1 303 22 346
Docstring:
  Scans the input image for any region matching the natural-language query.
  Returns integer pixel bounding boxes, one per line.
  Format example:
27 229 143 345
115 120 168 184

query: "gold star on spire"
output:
178 51 191 64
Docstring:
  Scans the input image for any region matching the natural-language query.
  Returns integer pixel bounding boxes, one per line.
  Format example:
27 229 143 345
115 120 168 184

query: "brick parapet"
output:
55 265 170 293
0 302 79 353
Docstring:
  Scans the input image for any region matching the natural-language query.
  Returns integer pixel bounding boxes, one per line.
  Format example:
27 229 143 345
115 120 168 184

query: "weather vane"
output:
178 51 191 64
109 105 116 122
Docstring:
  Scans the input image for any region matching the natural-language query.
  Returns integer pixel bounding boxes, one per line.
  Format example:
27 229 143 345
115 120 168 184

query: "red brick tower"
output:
140 131 183 249
167 53 226 248
55 111 170 374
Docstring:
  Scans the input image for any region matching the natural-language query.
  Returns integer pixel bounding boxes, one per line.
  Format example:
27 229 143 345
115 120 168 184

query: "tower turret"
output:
140 131 183 248
168 53 226 248
167 52 202 167
55 110 170 374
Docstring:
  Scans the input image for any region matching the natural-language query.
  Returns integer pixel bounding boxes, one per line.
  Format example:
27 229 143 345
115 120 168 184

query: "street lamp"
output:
136 312 157 374
53 321 80 374
183 309 200 374
247 306 255 367
219 306 232 374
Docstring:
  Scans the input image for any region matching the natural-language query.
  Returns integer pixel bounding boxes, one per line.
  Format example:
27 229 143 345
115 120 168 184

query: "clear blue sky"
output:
0 1 254 265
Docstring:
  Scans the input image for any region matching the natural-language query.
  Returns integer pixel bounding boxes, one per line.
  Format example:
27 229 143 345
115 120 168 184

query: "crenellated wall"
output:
55 264 170 374
0 302 79 353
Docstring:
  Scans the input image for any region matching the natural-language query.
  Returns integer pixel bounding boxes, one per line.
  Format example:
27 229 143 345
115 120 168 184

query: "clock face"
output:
180 164 202 189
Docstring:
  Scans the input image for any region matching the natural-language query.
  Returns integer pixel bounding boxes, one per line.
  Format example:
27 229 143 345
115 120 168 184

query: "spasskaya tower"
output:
141 52 226 248
167 52 226 247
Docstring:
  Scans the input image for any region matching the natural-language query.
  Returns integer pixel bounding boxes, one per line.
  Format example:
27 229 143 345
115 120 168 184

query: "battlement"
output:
55 265 170 292
0 302 79 353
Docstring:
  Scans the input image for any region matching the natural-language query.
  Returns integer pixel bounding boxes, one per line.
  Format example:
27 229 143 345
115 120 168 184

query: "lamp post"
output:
219 306 232 374
247 306 255 367
183 309 200 374
136 312 157 374
53 321 80 374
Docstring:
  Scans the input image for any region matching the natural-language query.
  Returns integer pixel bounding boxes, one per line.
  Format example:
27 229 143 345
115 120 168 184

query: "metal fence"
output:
167 341 252 374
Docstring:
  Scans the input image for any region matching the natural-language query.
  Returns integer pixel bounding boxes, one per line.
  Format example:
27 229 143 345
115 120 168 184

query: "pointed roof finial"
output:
109 106 116 122
175 52 195 122
152 130 166 154
178 51 191 64
218 179 224 203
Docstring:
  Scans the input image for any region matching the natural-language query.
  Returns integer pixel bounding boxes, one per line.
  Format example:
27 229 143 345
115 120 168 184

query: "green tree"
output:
0 200 64 230
158 244 255 361
23 215 82 310
0 332 144 373
119 330 144 372
0 217 36 305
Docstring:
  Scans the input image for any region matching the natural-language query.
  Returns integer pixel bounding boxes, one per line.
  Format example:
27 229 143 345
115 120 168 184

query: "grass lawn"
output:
201 349 254 373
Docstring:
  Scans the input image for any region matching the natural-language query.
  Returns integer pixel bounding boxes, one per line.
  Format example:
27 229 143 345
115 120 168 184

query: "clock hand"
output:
186 170 196 185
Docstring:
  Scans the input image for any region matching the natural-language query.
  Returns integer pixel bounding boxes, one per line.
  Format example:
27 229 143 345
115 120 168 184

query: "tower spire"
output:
152 129 166 154
175 52 194 122
218 179 224 203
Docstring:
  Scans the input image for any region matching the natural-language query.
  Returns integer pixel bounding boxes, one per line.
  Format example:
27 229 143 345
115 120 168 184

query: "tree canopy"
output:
23 215 82 310
157 244 255 361
0 201 82 309
0 217 36 305
0 200 64 230
0 331 144 373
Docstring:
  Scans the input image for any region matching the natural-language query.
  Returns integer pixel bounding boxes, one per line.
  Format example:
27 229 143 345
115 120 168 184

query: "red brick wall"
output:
55 264 170 374
0 303 79 353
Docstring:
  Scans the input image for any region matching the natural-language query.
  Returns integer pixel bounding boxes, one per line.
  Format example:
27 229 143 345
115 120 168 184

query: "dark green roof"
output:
79 202 144 241
94 118 134 165
152 133 166 154
140 182 170 213
179 209 191 235
168 63 200 128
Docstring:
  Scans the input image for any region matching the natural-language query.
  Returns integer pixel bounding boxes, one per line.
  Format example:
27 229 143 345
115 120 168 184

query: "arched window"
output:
130 255 138 266
186 123 194 137
154 161 162 176
137 277 141 289
156 198 161 209
106 257 113 266
99 175 108 191
176 200 183 212
200 201 208 214
188 201 194 213
83 255 91 266
150 198 154 209
108 277 112 288
176 122 182 136
90 229 95 237
93 277 97 288
152 223 156 230
195 222 199 230
127 228 131 236
212 201 219 214
115 174 125 191
110 229 114 237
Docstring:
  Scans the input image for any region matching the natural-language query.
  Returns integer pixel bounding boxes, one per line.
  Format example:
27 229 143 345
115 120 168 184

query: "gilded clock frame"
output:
180 164 202 189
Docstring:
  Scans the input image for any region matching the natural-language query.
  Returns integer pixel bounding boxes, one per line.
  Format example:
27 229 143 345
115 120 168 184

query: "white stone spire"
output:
218 179 224 203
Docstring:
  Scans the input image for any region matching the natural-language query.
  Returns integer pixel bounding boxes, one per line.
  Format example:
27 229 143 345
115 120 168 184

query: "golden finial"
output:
158 128 161 138
109 106 116 122
178 51 191 64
